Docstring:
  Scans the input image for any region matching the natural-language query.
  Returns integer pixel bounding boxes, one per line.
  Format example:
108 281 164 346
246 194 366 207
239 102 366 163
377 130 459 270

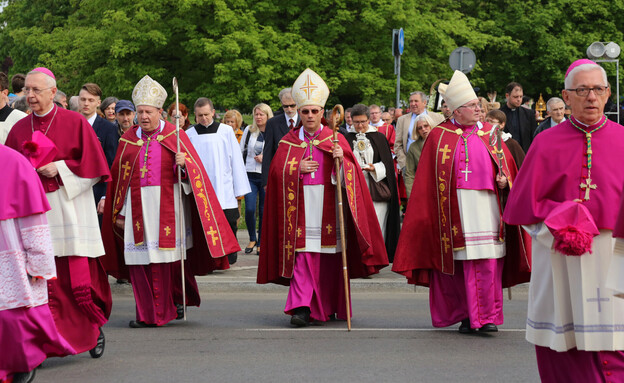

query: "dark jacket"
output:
92 115 119 204
499 104 537 153
262 114 293 187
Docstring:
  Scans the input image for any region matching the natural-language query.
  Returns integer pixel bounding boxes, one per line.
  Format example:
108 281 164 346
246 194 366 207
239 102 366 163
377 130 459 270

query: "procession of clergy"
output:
2 58 624 382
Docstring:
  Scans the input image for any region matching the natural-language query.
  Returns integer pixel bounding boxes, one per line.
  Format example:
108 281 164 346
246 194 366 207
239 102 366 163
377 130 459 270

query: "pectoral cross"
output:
580 178 597 201
140 165 148 178
461 167 472 182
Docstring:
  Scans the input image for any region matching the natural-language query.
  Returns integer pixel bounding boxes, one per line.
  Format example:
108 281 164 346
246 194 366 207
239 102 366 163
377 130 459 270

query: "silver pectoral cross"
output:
461 167 472 181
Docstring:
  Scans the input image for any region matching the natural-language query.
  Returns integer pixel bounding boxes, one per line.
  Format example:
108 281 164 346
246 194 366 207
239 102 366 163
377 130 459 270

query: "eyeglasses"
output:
565 86 608 97
458 103 481 110
352 120 369 126
23 86 53 95
300 109 322 115
282 104 297 109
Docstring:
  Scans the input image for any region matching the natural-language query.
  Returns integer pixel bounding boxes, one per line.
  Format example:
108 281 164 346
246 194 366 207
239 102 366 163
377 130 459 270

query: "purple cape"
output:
0 144 50 220
503 117 624 229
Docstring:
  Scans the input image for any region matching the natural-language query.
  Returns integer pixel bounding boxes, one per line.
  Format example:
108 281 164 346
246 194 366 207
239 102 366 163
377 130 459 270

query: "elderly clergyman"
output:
258 68 388 327
393 70 530 334
504 59 624 382
102 75 239 328
5 67 112 358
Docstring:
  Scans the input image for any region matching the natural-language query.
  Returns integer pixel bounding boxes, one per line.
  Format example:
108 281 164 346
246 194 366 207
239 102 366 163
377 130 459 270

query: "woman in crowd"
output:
167 102 190 130
240 103 273 254
345 104 400 262
223 109 244 143
100 96 119 123
404 112 445 197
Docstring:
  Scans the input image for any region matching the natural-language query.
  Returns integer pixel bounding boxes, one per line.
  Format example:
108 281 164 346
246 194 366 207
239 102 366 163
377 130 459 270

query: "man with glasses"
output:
258 69 388 327
0 72 27 144
498 81 537 152
395 91 428 172
262 87 299 187
393 70 529 334
504 59 624 381
5 67 112 358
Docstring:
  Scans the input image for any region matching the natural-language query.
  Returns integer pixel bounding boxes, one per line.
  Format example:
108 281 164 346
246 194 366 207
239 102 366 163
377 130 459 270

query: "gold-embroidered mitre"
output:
132 75 167 109
438 70 477 113
291 68 329 108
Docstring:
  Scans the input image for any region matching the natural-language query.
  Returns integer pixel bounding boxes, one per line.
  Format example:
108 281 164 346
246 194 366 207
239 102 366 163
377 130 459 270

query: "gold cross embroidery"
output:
164 226 171 236
326 224 332 235
135 221 141 231
301 74 318 99
452 226 458 236
439 144 451 165
122 161 131 180
580 178 597 201
441 233 450 253
288 157 299 175
297 228 302 237
285 241 293 260
206 226 219 246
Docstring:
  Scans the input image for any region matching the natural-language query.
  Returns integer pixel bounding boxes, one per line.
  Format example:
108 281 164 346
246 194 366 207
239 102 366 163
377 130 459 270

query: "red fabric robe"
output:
392 120 531 287
101 121 240 279
257 126 389 286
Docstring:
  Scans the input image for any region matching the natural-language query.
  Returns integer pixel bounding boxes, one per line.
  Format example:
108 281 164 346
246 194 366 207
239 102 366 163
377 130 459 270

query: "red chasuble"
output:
257 126 389 286
392 120 531 287
5 105 111 191
101 121 240 279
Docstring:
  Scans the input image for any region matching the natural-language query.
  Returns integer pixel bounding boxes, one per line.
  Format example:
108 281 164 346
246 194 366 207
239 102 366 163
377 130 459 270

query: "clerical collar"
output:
136 120 165 138
34 105 55 118
570 115 606 131
451 119 483 131
194 120 220 135
0 103 12 122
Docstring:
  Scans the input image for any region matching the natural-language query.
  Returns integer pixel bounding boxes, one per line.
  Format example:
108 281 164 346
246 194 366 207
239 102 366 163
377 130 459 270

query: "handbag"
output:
368 174 391 202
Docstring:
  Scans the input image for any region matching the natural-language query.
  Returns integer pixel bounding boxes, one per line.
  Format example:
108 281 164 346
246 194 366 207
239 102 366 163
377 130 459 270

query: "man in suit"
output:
395 91 428 172
261 87 299 187
78 83 118 207
498 82 537 152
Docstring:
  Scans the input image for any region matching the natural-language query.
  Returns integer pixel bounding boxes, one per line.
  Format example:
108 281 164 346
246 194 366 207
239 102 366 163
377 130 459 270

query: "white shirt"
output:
240 127 264 173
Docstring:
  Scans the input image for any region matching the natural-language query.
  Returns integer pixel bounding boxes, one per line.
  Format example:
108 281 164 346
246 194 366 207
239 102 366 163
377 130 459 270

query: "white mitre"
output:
438 70 477 113
291 68 329 108
132 75 167 109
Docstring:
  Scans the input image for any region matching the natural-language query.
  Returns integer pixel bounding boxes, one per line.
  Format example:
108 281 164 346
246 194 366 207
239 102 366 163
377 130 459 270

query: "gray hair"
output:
564 63 608 89
11 96 29 113
27 70 56 88
410 91 428 103
278 88 293 102
69 95 80 111
546 97 565 111
54 90 66 101
350 103 369 119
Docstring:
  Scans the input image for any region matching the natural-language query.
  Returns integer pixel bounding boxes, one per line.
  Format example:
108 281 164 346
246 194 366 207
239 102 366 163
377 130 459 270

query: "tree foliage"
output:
1 0 622 112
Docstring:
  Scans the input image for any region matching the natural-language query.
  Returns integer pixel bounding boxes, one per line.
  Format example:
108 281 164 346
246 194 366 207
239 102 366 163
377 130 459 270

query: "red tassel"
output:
22 140 40 157
552 226 594 256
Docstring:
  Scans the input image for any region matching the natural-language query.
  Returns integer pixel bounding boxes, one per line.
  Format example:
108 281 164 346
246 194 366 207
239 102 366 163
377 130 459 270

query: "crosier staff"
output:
172 77 187 320
329 104 351 331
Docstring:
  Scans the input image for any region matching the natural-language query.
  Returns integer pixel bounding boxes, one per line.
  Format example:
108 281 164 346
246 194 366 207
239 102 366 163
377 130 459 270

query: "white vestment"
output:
524 223 624 351
46 161 104 258
186 123 251 209
0 108 27 145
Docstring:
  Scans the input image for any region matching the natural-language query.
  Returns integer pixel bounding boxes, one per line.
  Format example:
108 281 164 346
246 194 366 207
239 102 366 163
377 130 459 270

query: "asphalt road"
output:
35 289 540 383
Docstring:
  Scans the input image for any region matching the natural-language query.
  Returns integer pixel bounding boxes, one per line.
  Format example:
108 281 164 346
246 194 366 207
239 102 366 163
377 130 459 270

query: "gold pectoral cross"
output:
140 165 148 178
580 178 597 201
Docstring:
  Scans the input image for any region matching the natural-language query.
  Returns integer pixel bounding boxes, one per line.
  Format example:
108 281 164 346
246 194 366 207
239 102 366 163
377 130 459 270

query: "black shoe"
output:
129 320 157 328
479 323 498 332
176 303 184 320
228 252 238 265
290 307 311 327
89 328 105 358
12 369 36 383
328 313 337 321
458 318 476 334
244 242 256 254
116 278 129 284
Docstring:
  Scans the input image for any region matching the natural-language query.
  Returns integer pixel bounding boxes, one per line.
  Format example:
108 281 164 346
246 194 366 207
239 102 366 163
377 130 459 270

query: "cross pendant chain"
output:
461 167 472 182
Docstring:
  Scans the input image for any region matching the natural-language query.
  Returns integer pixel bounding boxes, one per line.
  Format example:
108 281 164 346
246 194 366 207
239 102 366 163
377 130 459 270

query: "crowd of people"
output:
1 59 624 382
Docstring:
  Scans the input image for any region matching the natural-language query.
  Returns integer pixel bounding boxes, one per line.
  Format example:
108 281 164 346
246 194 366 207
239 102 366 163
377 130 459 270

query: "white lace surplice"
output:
0 214 56 311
